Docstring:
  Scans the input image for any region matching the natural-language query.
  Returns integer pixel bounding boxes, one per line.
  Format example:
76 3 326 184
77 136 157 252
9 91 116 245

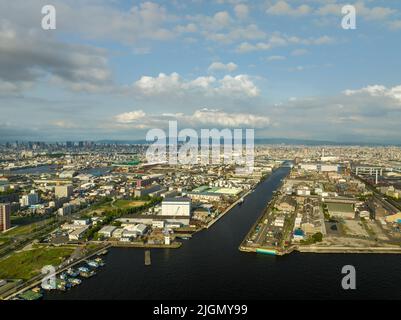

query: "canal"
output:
45 167 401 300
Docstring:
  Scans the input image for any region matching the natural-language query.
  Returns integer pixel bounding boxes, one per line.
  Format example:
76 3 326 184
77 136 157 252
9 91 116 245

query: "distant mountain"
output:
96 138 400 147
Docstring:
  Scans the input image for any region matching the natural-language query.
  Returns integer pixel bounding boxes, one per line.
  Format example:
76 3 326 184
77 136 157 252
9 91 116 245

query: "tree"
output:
312 232 323 243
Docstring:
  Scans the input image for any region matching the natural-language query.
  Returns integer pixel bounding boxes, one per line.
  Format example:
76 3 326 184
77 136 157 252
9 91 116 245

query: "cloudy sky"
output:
1 0 401 143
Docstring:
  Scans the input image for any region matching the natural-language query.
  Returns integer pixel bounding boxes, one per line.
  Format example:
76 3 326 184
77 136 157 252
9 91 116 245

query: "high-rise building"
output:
55 185 73 199
20 190 39 207
0 203 11 232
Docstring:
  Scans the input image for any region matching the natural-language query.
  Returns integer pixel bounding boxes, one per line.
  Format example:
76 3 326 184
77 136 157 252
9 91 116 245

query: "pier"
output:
145 250 151 266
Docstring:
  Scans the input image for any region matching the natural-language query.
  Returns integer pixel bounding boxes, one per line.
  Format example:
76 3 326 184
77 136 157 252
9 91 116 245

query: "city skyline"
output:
1 0 401 143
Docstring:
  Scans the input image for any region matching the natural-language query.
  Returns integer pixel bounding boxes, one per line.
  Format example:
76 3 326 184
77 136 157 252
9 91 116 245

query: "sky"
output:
0 0 401 143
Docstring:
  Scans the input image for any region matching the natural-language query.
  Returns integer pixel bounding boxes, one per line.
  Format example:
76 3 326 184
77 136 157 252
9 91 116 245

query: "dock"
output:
109 241 181 249
3 244 111 300
145 250 151 266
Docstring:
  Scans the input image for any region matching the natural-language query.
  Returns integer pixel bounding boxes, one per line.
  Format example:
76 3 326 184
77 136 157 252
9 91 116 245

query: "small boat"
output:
87 260 99 268
56 279 67 291
69 278 82 286
41 282 55 291
59 272 68 280
94 257 105 266
78 266 90 273
66 268 79 277
80 270 96 278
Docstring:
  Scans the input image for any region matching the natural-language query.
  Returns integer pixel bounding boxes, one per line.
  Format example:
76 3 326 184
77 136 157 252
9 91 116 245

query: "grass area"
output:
361 219 376 238
114 200 146 209
1 220 49 238
339 222 348 235
0 247 74 280
87 199 149 214
10 215 50 226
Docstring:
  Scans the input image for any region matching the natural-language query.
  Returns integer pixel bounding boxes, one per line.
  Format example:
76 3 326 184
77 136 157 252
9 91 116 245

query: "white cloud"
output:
208 62 238 72
266 1 312 17
175 23 198 33
234 4 249 20
114 110 147 124
205 24 266 44
344 84 401 104
389 20 401 30
218 75 260 97
268 1 397 27
114 108 270 128
131 72 259 97
51 120 79 129
266 55 286 61
133 47 151 55
0 20 112 94
316 1 396 21
236 34 334 53
291 48 308 56
213 11 232 28
0 1 177 46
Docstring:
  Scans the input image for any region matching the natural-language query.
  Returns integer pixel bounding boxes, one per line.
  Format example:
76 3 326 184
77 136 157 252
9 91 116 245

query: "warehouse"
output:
98 226 117 238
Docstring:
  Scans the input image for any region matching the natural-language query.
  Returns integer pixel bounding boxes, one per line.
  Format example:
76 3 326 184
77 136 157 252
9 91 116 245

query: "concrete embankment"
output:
239 245 296 256
240 244 401 255
297 246 401 254
206 188 254 229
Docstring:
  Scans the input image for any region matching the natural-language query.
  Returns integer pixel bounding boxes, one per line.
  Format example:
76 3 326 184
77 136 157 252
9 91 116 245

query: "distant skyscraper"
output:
0 203 11 232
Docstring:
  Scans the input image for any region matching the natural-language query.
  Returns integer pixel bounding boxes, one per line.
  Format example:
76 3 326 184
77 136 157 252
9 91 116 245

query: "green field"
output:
11 215 50 226
0 247 74 280
1 218 55 238
89 200 147 213
113 200 146 209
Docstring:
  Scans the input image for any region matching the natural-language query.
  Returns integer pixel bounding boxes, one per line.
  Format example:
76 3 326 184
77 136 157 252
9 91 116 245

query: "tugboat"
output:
238 197 245 205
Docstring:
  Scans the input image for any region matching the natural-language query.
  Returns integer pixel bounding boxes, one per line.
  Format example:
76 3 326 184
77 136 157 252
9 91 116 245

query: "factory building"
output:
161 198 191 217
